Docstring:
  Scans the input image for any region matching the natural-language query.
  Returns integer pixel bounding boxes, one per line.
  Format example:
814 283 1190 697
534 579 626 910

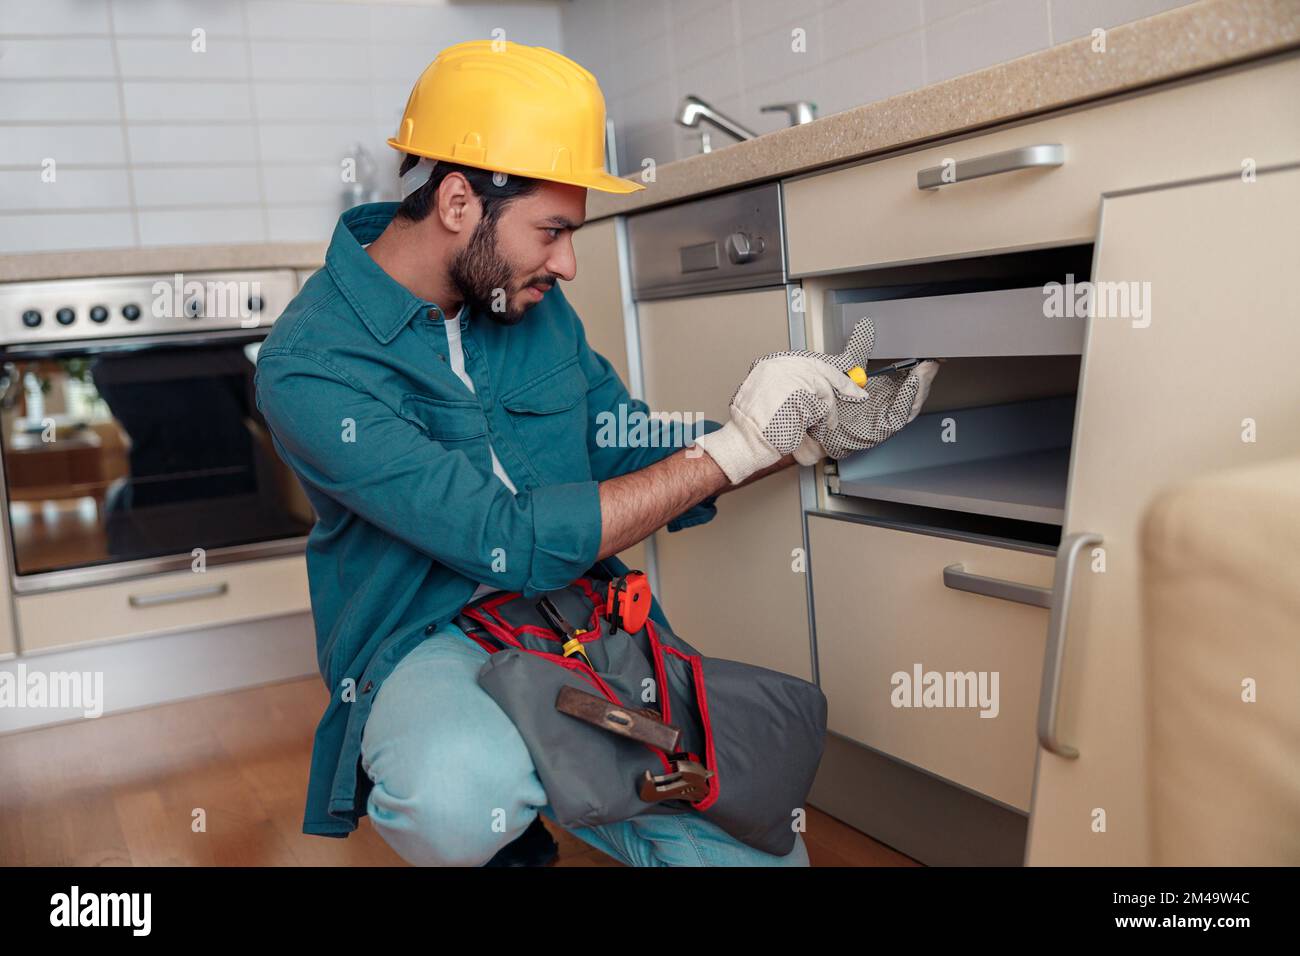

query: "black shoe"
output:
483 815 559 867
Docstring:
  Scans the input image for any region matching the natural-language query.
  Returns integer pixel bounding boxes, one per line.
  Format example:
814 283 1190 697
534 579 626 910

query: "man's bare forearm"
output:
595 448 795 560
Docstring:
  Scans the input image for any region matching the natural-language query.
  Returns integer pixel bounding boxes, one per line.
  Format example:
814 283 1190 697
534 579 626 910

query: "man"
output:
255 40 880 867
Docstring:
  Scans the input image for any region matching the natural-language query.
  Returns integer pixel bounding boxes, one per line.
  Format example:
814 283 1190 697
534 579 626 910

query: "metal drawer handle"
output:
917 144 1065 190
128 581 229 608
942 563 1052 608
1037 532 1102 760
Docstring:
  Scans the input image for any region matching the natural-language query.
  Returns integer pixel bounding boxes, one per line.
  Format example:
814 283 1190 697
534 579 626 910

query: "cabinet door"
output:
809 515 1053 811
1025 164 1300 865
562 218 646 573
639 287 811 679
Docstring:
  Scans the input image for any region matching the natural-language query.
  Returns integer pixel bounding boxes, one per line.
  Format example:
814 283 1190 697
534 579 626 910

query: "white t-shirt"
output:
444 305 518 495
443 304 514 604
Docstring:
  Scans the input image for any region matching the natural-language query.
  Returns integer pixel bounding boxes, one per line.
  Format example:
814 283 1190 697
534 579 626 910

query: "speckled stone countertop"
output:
588 0 1300 219
0 241 328 284
2 0 1295 284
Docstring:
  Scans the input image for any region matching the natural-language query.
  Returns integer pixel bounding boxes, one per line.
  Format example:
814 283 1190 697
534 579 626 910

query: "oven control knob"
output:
89 305 109 323
725 231 765 264
184 295 203 319
122 303 141 321
247 295 265 313
21 309 42 328
56 307 76 325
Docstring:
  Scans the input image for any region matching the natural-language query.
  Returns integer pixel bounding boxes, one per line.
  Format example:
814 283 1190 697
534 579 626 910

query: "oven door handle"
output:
128 581 229 608
1 328 269 358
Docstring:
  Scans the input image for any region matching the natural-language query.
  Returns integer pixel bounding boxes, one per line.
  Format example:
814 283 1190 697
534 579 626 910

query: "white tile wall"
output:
0 0 564 253
563 0 1196 173
0 0 1197 255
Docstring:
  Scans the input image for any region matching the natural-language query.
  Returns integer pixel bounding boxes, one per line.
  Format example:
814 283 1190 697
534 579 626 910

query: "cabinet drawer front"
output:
785 54 1300 275
16 555 310 653
808 515 1053 810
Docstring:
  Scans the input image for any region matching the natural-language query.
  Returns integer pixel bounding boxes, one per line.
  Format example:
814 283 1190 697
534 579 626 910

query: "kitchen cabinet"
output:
561 217 647 574
783 54 1300 276
639 287 811 680
807 514 1054 811
1024 162 1300 866
779 51 1300 864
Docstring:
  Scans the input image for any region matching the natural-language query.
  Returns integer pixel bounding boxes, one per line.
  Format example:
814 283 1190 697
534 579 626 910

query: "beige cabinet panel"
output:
566 217 647 574
1025 164 1300 865
639 287 811 679
809 515 1053 811
15 555 311 654
563 218 631 387
562 217 644 572
656 469 808 675
784 55 1300 275
639 288 792 419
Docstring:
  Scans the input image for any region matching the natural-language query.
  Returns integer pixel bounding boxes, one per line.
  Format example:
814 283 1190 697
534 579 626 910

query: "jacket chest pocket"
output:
400 394 490 461
499 357 590 484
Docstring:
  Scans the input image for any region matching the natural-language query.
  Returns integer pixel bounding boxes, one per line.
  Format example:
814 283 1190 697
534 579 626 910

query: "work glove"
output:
692 352 865 485
758 317 939 466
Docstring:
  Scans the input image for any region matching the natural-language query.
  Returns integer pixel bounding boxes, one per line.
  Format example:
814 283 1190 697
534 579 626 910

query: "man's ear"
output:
436 172 476 235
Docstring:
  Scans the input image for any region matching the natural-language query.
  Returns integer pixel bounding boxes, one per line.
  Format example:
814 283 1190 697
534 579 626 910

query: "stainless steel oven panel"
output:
0 269 298 346
627 182 786 299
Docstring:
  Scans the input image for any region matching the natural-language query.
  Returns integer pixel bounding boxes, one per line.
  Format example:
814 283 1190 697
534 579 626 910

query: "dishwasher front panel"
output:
638 287 811 680
626 182 786 300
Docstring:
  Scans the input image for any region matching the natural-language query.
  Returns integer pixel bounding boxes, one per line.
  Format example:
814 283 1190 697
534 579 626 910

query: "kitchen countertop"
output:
588 0 1300 219
2 0 1295 284
0 241 327 284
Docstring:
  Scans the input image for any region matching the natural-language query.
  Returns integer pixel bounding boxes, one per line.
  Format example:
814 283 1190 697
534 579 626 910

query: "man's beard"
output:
448 216 548 327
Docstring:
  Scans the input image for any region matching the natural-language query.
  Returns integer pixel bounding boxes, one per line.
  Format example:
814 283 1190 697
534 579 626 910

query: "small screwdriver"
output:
846 358 925 388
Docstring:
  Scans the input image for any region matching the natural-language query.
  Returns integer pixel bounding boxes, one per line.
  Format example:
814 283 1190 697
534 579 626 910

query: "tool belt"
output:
453 563 828 857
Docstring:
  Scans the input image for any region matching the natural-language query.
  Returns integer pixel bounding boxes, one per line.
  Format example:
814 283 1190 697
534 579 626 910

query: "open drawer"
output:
830 285 1083 359
829 396 1073 525
808 513 1054 812
819 245 1086 540
821 243 1092 360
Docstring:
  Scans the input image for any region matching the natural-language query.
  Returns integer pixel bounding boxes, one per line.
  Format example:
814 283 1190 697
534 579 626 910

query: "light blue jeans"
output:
360 621 810 867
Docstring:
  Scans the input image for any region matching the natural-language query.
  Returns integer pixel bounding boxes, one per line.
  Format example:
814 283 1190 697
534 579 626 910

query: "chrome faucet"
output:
761 100 818 126
676 95 818 153
677 95 757 145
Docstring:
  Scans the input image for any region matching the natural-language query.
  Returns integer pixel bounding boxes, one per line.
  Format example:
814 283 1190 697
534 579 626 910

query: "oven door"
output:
0 330 313 591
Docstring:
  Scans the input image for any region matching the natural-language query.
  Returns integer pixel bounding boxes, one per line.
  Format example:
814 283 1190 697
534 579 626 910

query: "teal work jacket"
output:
253 202 721 836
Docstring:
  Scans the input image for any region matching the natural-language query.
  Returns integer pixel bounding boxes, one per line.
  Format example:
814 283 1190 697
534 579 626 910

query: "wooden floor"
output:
0 676 919 867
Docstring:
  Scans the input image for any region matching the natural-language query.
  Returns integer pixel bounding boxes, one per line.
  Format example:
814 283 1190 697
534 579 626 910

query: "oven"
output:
0 269 314 594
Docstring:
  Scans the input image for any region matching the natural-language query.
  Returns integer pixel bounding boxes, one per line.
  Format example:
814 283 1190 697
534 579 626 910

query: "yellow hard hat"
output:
387 39 644 195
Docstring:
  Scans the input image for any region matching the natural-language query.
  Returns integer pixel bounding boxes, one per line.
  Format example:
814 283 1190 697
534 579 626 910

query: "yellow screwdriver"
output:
846 358 925 388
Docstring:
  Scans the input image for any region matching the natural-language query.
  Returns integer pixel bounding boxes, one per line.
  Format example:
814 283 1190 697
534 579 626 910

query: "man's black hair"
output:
396 153 542 227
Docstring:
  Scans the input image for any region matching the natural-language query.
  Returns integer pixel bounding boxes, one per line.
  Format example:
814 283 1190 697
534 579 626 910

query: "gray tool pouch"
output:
456 574 827 857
